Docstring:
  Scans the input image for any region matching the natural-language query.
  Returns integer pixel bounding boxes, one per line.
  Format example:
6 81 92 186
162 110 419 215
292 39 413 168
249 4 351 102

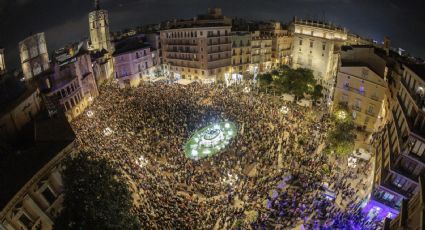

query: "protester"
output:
72 81 376 229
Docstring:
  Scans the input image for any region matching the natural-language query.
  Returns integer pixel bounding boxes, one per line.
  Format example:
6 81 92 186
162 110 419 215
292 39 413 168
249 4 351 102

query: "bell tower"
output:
88 0 112 52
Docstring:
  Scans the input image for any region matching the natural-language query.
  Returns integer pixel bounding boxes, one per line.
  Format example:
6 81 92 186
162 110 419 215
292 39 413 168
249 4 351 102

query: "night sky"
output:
0 0 424 69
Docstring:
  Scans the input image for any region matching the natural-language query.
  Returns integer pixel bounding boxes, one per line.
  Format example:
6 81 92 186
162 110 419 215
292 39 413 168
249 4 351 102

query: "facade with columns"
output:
0 113 76 230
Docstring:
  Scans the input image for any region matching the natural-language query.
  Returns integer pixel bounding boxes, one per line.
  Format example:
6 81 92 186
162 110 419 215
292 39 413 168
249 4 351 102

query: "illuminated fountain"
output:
184 121 237 160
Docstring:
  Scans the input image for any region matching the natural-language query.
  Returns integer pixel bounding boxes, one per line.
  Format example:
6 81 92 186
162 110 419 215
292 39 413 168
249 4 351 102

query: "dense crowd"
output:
72 81 378 229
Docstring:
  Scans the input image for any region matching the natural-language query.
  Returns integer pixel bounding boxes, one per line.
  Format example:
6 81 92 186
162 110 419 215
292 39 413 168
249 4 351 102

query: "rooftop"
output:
404 63 425 82
113 39 150 56
0 111 75 210
0 73 36 115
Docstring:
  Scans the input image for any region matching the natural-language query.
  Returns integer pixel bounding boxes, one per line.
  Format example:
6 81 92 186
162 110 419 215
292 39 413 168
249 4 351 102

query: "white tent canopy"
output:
176 79 194 85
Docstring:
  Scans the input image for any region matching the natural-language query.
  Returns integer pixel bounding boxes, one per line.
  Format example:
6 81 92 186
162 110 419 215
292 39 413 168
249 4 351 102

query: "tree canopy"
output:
326 104 356 156
257 65 323 100
54 153 141 230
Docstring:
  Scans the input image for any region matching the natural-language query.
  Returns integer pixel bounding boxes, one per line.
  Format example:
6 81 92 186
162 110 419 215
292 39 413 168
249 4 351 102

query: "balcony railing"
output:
400 77 425 113
343 85 366 96
351 105 361 112
166 42 198 46
396 95 425 137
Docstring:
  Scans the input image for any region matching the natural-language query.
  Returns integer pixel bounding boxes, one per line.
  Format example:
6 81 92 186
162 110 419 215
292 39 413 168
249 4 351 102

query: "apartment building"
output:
364 62 425 221
231 31 251 76
160 8 232 83
251 32 272 73
333 46 389 133
257 21 293 67
383 176 425 230
290 18 348 93
113 37 154 88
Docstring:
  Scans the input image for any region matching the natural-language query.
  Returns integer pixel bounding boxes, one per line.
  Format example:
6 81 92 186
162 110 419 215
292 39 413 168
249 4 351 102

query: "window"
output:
299 39 303 46
19 213 33 229
392 176 406 188
322 43 326 50
382 192 394 201
310 41 313 48
42 186 57 204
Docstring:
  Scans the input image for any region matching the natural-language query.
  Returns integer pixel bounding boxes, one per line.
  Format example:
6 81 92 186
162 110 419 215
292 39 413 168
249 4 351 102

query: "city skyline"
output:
1 0 424 68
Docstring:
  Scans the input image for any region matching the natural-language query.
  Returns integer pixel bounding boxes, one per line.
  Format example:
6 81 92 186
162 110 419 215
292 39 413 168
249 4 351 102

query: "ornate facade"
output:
18 33 50 81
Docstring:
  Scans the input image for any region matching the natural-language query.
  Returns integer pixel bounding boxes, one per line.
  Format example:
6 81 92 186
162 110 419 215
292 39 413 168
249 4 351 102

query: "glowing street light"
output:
86 110 94 118
280 106 289 115
103 127 113 136
336 110 347 120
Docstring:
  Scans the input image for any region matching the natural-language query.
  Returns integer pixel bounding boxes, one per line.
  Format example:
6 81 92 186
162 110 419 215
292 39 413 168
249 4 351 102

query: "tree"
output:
311 85 324 101
327 107 356 156
54 153 141 230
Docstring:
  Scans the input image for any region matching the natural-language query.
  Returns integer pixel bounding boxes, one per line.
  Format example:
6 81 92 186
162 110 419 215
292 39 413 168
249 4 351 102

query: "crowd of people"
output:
72 81 378 229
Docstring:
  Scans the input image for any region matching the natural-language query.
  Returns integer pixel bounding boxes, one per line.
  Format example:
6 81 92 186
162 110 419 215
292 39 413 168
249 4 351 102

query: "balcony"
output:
208 41 231 46
343 85 366 96
396 95 425 137
208 49 231 54
166 49 198 54
351 105 361 112
400 77 425 113
166 42 198 46
207 34 231 38
371 95 380 101
166 56 200 62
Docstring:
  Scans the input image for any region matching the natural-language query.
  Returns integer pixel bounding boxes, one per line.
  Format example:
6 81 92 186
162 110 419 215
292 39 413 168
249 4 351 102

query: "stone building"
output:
38 45 99 122
383 176 425 230
231 31 251 76
18 33 50 81
160 8 232 83
0 112 76 230
333 46 390 133
88 0 113 53
251 32 272 73
290 18 348 94
113 37 154 88
364 62 425 221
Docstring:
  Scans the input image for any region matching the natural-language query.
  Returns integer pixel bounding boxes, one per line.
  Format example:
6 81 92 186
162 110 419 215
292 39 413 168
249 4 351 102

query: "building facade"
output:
384 176 425 230
88 1 113 53
0 113 76 230
44 48 99 121
231 31 251 76
0 48 5 74
251 33 272 73
18 33 50 81
160 9 232 83
290 18 348 92
364 63 425 221
333 46 389 133
113 40 154 88
271 33 293 67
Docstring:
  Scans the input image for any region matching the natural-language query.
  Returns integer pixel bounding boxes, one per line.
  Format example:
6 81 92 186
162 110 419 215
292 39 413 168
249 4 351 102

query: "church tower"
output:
88 0 112 52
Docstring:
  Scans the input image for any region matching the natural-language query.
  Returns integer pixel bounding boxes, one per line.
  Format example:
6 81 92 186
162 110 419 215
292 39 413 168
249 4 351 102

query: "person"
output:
72 81 376 229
